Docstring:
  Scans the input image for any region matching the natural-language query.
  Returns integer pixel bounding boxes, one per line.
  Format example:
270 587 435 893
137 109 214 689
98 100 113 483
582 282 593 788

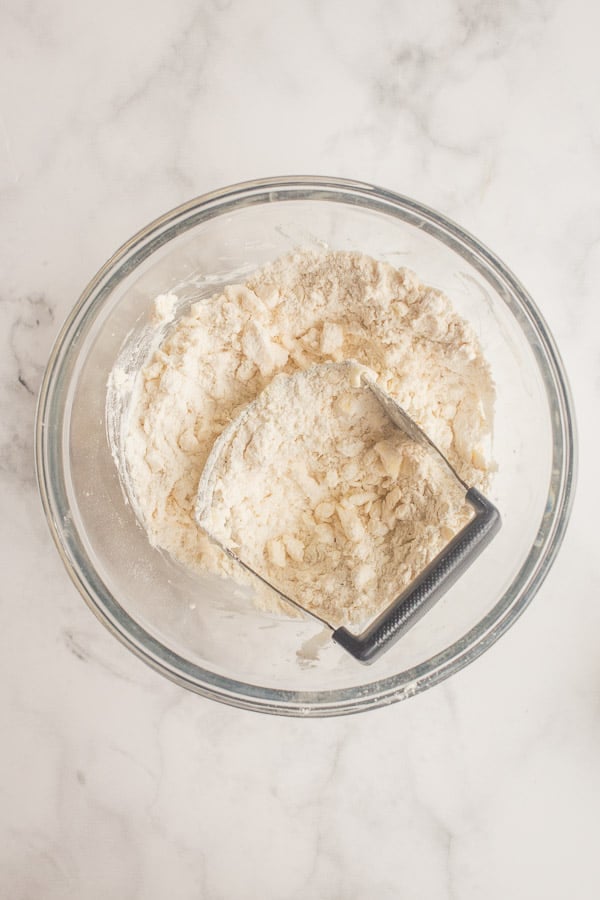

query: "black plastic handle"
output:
332 487 501 664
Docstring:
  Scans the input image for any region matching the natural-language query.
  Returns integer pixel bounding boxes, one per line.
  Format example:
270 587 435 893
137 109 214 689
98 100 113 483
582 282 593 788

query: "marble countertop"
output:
1 1 598 897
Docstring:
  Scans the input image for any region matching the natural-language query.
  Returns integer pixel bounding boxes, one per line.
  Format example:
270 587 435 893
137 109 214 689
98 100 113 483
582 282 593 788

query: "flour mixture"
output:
197 361 472 627
116 249 494 624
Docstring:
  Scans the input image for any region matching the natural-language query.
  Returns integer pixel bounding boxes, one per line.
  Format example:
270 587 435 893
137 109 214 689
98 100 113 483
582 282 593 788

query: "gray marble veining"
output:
1 1 598 897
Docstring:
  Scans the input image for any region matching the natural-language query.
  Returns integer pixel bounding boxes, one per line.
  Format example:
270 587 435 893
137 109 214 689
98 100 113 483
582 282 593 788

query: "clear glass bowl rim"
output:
35 175 577 716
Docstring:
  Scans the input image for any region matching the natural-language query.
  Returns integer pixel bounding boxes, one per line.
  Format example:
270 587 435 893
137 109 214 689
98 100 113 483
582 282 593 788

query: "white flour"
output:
119 249 494 621
197 362 471 627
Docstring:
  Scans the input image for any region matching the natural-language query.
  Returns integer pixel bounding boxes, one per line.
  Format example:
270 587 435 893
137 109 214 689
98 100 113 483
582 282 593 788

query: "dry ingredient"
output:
197 361 471 626
120 249 495 623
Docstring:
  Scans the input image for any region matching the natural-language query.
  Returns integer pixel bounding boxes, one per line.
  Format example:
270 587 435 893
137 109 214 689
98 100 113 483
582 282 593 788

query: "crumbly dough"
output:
197 362 471 627
121 249 494 620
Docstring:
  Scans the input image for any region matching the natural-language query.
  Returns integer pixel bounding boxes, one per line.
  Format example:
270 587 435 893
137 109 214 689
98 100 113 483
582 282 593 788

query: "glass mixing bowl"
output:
36 177 576 716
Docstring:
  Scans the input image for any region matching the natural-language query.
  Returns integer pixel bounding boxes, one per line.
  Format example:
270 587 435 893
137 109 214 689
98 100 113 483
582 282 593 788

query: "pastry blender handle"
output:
332 488 501 664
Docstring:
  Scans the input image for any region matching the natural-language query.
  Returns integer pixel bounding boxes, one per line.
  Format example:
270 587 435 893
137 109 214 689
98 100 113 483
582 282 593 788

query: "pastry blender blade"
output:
196 363 501 664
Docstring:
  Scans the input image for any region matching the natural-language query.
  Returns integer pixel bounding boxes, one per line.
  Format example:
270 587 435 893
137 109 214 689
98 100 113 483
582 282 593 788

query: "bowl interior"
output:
41 184 569 712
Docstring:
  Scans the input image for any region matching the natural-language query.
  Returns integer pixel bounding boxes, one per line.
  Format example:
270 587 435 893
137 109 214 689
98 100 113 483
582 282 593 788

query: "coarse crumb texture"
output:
197 362 471 627
123 249 494 617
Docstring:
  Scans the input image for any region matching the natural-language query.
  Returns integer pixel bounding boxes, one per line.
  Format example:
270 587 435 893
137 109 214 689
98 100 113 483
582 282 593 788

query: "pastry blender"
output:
196 363 501 664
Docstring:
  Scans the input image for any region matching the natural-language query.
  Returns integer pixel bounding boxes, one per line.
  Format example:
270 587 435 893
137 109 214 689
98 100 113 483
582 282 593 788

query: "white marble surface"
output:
1 0 598 896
